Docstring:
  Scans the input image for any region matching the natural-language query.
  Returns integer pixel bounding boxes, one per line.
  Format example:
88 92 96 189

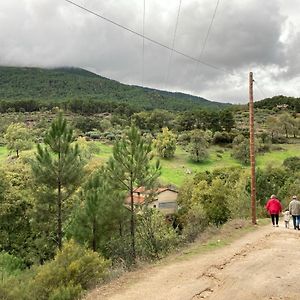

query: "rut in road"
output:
191 233 271 299
86 225 300 300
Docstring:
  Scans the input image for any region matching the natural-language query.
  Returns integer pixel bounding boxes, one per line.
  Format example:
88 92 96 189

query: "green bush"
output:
105 235 132 267
283 156 300 173
155 128 177 158
136 208 179 259
192 179 231 227
227 173 251 219
0 252 25 278
32 240 110 300
0 269 34 300
49 284 83 300
180 204 208 242
212 131 233 145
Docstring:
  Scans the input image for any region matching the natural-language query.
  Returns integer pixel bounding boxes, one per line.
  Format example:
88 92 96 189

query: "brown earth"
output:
86 223 300 300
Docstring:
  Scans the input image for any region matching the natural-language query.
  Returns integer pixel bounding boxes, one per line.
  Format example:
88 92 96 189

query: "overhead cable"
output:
198 0 221 60
64 0 226 73
253 80 267 99
165 0 183 83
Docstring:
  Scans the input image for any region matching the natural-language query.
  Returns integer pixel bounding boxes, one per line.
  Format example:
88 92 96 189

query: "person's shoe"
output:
276 225 279 227
273 225 275 227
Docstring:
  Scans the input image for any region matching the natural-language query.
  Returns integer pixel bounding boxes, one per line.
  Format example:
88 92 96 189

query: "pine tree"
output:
107 125 161 262
69 168 125 252
31 113 84 250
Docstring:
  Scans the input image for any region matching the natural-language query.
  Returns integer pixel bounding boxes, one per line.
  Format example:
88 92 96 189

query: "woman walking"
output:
265 195 282 227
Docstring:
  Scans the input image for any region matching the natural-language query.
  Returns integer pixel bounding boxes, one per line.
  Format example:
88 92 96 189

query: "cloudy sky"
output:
0 0 299 103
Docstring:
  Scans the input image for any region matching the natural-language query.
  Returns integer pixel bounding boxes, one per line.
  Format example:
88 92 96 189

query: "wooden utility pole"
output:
249 72 257 225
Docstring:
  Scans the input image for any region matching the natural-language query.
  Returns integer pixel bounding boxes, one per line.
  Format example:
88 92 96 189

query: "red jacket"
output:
265 198 282 214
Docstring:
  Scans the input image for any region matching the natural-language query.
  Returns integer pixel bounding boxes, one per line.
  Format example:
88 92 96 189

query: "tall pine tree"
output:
31 113 84 250
107 125 161 262
69 168 125 252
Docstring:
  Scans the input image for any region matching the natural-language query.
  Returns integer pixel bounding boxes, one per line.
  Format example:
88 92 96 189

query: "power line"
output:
253 80 267 99
64 0 225 73
189 0 221 99
165 0 182 83
198 0 221 61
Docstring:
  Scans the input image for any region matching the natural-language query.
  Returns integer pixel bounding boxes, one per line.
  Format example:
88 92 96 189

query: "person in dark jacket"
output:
265 195 282 227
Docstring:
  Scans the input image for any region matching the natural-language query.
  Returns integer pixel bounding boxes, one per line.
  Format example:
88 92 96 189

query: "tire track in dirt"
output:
191 232 276 299
86 226 300 300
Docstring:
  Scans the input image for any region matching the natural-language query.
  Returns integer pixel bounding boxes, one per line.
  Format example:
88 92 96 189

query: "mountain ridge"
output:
0 66 230 111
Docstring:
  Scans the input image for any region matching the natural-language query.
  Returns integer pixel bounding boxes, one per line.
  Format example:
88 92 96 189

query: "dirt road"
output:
86 223 300 300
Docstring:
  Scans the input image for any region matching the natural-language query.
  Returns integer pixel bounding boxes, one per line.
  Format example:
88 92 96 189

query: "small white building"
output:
125 187 178 215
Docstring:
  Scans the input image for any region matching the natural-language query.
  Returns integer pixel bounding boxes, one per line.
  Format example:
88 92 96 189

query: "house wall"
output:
156 190 178 215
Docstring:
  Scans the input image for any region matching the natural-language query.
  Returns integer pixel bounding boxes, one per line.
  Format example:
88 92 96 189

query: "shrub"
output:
136 208 179 259
212 131 233 145
155 128 177 158
32 240 110 300
86 130 101 139
180 204 208 242
232 135 250 164
187 130 209 162
257 135 272 153
271 135 288 144
177 132 190 146
227 173 251 219
192 179 231 227
0 252 25 278
104 132 116 141
283 156 300 172
48 284 83 300
105 235 132 267
0 269 34 300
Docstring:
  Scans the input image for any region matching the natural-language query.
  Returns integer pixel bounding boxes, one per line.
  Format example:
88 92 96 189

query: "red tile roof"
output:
125 194 145 205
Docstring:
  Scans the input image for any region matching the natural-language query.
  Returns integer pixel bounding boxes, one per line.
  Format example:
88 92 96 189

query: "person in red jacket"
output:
265 194 282 227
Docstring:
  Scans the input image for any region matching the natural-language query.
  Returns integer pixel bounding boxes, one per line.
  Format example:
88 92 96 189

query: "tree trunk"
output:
119 222 123 237
92 218 97 252
130 178 136 263
57 180 62 250
16 149 19 158
271 131 274 143
57 146 62 250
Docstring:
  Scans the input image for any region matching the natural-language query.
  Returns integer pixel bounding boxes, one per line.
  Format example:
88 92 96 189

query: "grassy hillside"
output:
0 66 230 111
1 143 298 186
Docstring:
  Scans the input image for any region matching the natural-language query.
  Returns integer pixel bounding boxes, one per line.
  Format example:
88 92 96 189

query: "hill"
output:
0 66 230 111
254 95 300 112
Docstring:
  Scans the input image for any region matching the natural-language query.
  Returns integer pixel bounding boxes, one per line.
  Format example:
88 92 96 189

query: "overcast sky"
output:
0 0 299 103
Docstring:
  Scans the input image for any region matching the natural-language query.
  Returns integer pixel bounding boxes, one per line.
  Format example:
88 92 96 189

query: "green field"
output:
0 143 299 186
0 146 8 161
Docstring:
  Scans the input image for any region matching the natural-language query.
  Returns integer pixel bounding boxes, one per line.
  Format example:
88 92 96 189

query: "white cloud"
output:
0 0 299 103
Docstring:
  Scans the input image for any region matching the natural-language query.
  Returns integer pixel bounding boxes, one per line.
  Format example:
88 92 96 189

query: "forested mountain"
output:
0 66 230 111
254 95 300 112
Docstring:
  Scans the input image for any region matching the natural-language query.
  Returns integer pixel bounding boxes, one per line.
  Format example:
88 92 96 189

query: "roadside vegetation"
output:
0 71 299 300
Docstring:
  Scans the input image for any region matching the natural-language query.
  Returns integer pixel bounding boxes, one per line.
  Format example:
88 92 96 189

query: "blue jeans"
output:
292 215 300 229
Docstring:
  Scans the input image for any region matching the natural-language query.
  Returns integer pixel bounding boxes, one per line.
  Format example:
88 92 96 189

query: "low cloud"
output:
0 0 299 103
